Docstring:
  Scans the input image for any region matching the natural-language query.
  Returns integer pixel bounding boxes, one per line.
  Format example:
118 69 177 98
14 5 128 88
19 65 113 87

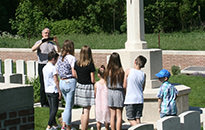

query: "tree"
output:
10 0 49 47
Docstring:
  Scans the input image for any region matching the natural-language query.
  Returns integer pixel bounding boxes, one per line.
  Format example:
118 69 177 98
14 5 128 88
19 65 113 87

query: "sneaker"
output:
52 125 61 130
61 127 66 130
46 127 54 130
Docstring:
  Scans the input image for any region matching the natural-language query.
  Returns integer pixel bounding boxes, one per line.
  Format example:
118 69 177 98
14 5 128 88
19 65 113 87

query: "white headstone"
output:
26 60 36 80
125 0 147 50
0 59 2 75
35 61 38 78
179 111 201 130
16 60 26 74
128 124 154 130
157 116 181 130
4 59 13 75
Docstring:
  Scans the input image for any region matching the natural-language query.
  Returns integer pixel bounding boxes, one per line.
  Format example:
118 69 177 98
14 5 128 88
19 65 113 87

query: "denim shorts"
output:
125 104 143 120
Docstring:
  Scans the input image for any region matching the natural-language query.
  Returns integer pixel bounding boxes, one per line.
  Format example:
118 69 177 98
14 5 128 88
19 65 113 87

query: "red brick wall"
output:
0 108 34 130
0 49 205 71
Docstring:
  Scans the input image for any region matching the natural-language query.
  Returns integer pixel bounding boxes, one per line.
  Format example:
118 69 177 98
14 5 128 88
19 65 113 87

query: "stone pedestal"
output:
117 49 191 124
117 49 162 89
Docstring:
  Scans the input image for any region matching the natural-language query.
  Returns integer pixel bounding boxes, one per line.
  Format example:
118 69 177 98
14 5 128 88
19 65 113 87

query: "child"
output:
74 45 96 130
94 65 110 130
43 51 61 130
123 55 147 126
155 69 178 118
56 40 77 130
104 52 124 130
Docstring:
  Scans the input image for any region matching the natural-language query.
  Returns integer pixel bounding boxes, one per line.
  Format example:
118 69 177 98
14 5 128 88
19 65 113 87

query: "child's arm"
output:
94 83 97 98
54 74 61 100
142 74 146 91
72 68 77 78
158 98 162 113
123 69 130 93
90 72 95 84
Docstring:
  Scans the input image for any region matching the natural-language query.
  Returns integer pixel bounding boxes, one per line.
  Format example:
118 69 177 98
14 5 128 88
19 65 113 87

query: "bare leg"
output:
81 107 91 130
97 122 101 130
136 118 141 124
116 108 122 130
128 120 137 126
105 122 110 130
110 108 116 130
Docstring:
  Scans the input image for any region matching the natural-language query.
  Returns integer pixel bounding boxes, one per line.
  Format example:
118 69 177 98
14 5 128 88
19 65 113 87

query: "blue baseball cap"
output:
155 69 171 78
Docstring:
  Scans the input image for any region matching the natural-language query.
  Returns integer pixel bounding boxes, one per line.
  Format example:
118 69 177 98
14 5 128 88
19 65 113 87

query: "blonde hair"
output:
77 45 94 67
61 40 74 61
104 52 124 87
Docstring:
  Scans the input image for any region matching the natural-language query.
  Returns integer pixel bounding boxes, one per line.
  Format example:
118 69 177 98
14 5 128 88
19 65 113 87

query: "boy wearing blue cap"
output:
155 69 178 118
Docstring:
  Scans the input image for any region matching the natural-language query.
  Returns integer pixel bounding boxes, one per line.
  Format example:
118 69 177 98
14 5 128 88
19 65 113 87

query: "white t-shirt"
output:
43 62 58 93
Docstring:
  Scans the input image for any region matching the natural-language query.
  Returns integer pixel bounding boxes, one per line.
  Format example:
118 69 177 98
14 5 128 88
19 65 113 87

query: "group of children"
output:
43 40 178 130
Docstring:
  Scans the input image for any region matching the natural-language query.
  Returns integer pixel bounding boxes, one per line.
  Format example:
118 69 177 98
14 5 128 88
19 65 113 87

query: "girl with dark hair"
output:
104 52 125 130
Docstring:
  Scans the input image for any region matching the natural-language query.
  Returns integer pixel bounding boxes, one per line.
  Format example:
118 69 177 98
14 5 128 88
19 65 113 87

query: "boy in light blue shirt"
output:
156 69 178 118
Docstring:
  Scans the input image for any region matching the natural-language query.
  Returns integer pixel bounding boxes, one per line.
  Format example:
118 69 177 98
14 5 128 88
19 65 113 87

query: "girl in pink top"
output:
94 65 110 130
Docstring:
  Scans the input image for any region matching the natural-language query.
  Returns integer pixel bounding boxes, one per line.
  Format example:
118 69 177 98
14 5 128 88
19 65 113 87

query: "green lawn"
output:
35 107 62 130
169 74 205 108
1 31 205 50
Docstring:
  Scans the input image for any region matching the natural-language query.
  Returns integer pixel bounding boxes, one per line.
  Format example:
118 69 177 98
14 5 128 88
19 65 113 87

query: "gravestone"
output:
128 124 154 130
157 116 181 130
16 60 27 84
4 59 13 83
26 60 36 80
179 111 201 130
0 59 4 82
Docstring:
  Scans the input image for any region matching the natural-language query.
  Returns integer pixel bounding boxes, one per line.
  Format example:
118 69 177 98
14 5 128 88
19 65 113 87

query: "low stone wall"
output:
1 48 205 71
0 83 34 130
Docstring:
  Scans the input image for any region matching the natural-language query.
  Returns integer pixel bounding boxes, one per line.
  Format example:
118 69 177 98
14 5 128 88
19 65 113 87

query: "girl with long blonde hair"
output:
74 45 96 130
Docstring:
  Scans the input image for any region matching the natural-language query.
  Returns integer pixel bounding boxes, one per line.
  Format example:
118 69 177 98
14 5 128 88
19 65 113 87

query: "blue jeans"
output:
60 78 76 125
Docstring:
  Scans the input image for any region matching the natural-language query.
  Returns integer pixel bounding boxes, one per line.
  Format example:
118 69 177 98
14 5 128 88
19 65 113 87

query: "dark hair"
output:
48 50 59 61
61 40 74 61
135 55 147 68
104 52 124 87
98 65 105 78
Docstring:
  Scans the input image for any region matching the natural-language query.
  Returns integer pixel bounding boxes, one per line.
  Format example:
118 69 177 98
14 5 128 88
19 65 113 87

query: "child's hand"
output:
58 92 62 100
158 108 161 113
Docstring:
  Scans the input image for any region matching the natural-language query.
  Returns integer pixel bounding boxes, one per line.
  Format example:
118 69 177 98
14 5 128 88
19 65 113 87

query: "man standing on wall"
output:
31 28 60 107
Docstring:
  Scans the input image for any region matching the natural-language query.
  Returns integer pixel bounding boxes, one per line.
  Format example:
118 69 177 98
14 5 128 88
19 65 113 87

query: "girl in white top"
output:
123 55 147 126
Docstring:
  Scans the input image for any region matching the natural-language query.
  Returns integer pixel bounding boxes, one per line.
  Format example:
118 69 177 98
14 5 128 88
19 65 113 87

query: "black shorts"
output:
125 104 143 120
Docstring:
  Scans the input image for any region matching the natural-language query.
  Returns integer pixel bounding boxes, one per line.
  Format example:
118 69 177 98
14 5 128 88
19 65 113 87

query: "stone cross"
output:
125 0 147 50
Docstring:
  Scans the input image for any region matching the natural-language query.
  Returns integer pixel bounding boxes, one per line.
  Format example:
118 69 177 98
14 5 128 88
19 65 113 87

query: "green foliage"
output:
171 65 181 75
27 77 40 103
169 74 205 107
9 0 50 39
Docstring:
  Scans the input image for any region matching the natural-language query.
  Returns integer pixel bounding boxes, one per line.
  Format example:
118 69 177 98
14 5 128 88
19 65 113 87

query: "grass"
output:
0 31 205 50
169 74 205 108
35 107 62 129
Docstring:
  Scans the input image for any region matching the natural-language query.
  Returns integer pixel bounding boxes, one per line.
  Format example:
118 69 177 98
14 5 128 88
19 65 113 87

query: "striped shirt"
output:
157 81 178 115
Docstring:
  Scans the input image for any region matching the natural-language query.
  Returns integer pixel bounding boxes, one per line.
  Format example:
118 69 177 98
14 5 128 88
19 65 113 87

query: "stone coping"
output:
181 66 205 74
0 48 205 55
144 85 191 99
0 83 31 90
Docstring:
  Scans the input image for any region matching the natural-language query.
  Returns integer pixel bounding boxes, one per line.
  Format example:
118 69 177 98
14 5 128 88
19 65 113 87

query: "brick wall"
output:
0 49 205 71
0 109 34 130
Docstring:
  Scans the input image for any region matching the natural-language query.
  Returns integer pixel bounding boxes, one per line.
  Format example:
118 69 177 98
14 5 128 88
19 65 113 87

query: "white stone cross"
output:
125 0 147 50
